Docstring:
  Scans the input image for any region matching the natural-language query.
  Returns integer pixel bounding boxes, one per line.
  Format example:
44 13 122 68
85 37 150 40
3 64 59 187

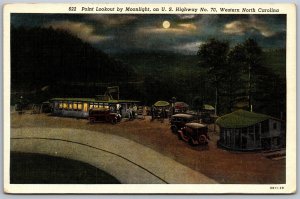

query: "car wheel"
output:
198 135 207 145
90 118 95 124
177 132 183 140
188 138 194 146
111 119 117 125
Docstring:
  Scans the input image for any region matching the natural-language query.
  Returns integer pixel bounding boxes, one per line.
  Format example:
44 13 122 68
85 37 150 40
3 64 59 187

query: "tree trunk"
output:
248 65 252 112
215 86 218 116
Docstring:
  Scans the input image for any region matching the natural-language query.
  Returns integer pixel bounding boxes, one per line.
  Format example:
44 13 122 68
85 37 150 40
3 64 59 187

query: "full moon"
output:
162 20 171 29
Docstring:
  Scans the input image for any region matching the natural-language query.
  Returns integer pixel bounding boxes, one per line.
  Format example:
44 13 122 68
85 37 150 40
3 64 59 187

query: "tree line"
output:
197 38 286 118
10 26 285 119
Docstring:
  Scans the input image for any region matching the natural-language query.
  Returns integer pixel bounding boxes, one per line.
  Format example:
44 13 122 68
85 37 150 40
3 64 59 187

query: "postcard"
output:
3 3 296 194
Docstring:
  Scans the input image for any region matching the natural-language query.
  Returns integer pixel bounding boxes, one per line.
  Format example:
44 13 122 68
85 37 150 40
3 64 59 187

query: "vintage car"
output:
170 114 195 133
178 123 209 145
88 108 121 124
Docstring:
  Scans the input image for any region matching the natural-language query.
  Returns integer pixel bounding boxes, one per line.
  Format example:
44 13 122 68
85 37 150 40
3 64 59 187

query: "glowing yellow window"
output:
69 103 73 110
83 103 88 112
73 103 78 110
63 102 68 109
89 104 93 109
78 103 82 110
59 102 63 109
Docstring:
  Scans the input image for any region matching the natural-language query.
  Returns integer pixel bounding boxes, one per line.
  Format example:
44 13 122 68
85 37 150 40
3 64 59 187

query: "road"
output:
10 113 286 184
11 127 217 184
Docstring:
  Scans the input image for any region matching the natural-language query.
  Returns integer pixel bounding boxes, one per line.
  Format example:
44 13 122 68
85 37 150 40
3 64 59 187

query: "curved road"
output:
11 127 217 184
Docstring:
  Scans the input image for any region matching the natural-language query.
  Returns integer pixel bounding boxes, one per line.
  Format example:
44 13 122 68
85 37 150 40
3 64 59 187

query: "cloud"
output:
136 22 197 35
177 23 197 31
173 41 203 54
177 14 197 19
86 15 137 26
223 18 275 37
45 20 112 43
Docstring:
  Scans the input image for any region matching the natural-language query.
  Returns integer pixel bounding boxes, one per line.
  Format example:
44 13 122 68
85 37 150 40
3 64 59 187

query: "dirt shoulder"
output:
11 113 285 184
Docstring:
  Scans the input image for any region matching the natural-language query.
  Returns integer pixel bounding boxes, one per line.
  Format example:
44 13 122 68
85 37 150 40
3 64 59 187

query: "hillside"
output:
11 27 137 101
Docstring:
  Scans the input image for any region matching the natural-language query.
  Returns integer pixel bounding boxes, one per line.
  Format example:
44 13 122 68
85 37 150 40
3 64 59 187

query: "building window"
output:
273 123 277 130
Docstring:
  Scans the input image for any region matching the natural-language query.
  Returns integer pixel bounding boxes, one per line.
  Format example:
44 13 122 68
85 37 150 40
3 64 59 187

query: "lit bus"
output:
50 97 139 118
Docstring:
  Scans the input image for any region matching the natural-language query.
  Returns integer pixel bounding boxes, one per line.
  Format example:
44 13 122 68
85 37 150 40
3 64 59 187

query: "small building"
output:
216 110 285 151
50 97 139 118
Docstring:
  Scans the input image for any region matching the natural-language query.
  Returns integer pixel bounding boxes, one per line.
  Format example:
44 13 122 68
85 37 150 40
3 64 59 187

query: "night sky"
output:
11 14 286 54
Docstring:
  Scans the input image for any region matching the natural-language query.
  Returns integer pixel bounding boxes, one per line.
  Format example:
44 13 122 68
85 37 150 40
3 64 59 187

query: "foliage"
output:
10 27 286 118
11 26 136 101
197 39 230 114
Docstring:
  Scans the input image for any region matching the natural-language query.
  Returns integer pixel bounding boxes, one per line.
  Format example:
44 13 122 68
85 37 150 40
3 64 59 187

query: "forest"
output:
11 27 286 118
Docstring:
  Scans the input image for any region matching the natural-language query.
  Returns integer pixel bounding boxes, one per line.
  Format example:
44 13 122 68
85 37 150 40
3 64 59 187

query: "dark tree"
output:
197 39 229 115
225 44 247 112
240 38 263 111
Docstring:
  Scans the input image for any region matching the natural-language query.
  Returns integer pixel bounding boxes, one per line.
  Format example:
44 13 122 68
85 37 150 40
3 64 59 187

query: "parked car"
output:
88 108 121 124
178 123 209 145
170 114 195 133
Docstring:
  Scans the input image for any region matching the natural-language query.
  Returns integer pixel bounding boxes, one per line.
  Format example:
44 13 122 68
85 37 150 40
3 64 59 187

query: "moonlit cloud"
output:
223 18 275 37
45 21 112 43
173 41 203 55
177 23 197 31
177 14 197 19
12 14 286 54
137 27 192 35
136 23 197 36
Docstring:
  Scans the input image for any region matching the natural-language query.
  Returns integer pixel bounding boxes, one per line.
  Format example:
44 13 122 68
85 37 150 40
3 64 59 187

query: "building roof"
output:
154 101 170 107
215 110 271 128
50 98 139 103
202 104 215 111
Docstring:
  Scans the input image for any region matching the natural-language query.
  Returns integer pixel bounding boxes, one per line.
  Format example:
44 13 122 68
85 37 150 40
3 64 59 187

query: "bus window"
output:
68 103 73 110
89 104 94 109
63 102 68 110
73 103 78 110
78 103 82 111
54 102 59 109
59 102 63 110
83 103 88 112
